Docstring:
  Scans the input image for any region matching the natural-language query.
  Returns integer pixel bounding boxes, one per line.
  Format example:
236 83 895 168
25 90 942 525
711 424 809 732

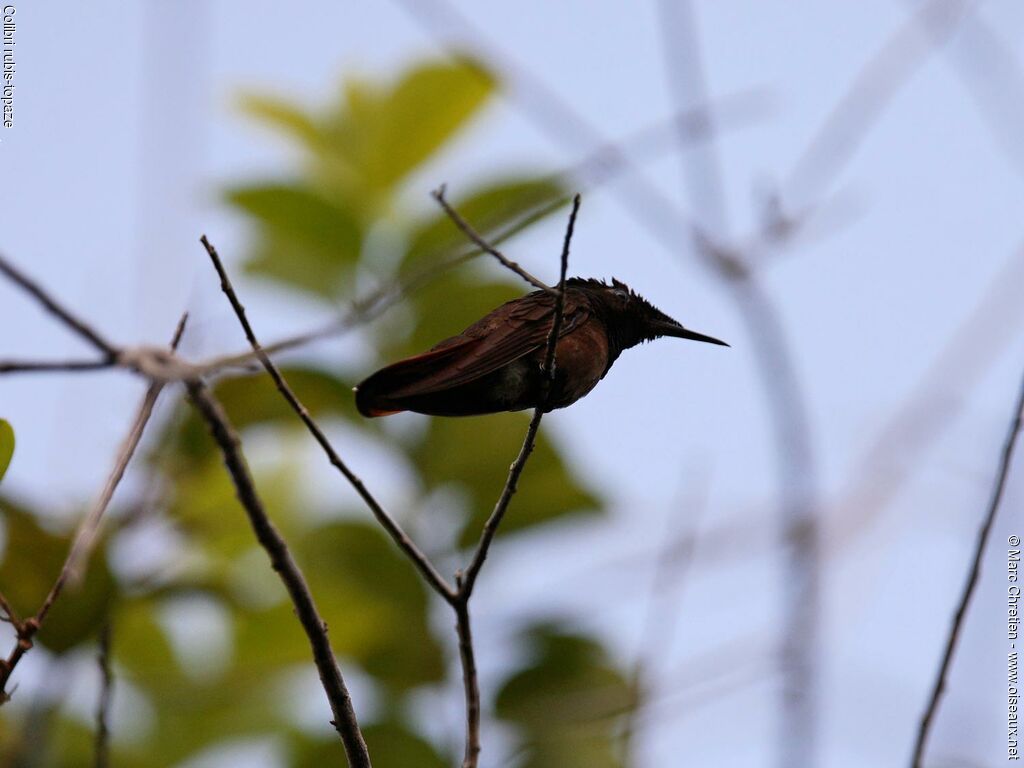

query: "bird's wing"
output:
357 291 591 401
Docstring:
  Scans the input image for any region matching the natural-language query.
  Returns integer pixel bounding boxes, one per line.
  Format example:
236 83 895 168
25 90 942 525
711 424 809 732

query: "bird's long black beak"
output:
650 320 730 347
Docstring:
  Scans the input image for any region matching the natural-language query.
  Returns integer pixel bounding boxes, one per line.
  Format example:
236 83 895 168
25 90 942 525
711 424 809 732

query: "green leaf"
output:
495 624 637 768
411 411 601 548
226 183 363 298
227 183 362 255
405 176 568 268
239 93 323 148
341 58 495 192
0 420 12 483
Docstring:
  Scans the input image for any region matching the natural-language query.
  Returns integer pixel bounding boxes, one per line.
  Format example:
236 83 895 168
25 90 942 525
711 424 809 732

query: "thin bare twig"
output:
911 361 1024 767
0 359 116 374
0 253 118 357
432 185 556 294
198 235 456 603
94 620 113 768
185 380 370 766
450 194 580 768
0 314 188 703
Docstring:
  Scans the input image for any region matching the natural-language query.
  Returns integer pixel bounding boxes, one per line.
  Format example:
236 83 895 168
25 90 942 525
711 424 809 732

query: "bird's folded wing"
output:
360 299 590 399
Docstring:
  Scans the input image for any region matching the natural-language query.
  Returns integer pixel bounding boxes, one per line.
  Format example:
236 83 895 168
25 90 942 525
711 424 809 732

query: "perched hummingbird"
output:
355 277 727 417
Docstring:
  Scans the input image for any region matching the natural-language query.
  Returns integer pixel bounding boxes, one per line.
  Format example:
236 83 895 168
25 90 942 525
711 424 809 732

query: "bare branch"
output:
0 359 116 374
198 235 456 603
57 385 163 595
432 185 557 294
911 361 1024 767
185 380 370 765
0 252 118 357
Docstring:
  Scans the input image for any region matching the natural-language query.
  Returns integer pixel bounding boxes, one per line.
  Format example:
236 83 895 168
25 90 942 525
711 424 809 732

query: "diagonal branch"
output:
432 185 557 294
910 360 1024 767
198 235 456 604
185 380 370 767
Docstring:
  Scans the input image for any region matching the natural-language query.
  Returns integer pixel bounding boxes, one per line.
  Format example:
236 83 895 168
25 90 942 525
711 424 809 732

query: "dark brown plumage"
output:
355 277 727 417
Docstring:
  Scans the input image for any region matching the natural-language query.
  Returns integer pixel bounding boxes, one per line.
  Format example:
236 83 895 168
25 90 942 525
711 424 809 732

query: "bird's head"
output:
570 277 729 352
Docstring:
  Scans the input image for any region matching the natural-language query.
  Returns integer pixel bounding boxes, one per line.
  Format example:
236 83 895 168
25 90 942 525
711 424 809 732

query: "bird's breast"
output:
545 323 611 409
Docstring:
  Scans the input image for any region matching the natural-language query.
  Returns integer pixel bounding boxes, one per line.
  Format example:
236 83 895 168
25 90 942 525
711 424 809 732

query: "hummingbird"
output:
355 277 727 417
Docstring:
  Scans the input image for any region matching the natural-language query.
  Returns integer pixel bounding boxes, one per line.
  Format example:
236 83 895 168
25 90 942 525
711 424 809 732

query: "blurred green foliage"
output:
0 57 637 767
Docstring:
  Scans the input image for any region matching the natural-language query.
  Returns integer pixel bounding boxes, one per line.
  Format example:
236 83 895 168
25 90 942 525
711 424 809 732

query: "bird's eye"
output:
613 289 628 300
